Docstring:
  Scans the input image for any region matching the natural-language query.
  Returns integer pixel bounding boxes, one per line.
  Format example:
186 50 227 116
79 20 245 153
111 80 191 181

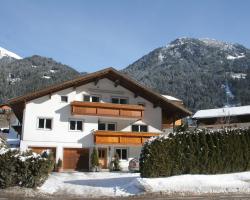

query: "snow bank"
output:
139 172 250 194
39 172 142 197
39 171 250 197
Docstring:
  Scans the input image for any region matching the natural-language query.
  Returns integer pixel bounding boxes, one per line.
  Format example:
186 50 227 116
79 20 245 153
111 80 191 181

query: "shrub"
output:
91 147 99 168
57 158 62 168
140 128 250 178
110 153 121 171
0 137 54 188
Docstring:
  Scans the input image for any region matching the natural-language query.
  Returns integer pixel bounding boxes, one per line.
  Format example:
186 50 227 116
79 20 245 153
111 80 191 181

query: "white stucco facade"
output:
20 78 162 171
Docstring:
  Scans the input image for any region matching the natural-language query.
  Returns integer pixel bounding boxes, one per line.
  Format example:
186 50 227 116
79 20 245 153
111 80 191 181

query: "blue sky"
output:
1 0 250 72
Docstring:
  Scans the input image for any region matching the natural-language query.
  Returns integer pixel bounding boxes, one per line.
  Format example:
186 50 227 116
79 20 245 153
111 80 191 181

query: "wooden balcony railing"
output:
94 130 160 145
71 101 144 118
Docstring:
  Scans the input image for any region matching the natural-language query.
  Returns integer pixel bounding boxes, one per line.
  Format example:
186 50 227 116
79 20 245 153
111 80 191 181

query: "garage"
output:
30 147 56 158
63 148 89 171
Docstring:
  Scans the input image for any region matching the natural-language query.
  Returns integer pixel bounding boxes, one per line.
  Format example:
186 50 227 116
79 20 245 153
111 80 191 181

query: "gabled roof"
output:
8 67 191 122
193 105 250 119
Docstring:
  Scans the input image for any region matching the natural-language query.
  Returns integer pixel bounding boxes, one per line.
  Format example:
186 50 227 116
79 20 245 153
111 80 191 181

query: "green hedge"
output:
140 128 250 178
0 137 54 188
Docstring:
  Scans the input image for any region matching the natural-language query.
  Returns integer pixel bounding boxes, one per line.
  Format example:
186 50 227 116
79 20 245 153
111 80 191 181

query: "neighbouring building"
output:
8 68 191 171
0 104 20 147
193 105 250 129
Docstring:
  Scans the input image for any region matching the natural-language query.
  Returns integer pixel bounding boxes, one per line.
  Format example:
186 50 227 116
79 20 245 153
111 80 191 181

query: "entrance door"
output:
98 148 107 168
63 148 89 171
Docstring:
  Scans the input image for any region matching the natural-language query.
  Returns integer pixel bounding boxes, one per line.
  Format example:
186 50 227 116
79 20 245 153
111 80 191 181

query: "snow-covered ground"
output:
39 172 142 197
39 171 250 197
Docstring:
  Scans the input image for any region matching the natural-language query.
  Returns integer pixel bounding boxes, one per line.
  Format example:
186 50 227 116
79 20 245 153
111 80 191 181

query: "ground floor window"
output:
115 148 128 160
98 148 106 159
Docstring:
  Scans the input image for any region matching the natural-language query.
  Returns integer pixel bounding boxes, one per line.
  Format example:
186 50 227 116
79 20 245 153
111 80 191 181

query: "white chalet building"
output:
8 68 191 171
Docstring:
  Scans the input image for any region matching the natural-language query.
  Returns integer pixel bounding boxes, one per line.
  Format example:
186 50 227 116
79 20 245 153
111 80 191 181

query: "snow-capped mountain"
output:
0 55 81 103
0 47 22 60
124 37 250 111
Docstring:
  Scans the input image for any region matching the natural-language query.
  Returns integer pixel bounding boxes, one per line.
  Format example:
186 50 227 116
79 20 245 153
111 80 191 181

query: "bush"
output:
140 128 250 178
110 153 121 171
0 137 54 188
91 147 99 168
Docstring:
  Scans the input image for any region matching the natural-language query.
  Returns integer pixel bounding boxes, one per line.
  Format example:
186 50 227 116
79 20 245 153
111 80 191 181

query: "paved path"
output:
1 193 250 200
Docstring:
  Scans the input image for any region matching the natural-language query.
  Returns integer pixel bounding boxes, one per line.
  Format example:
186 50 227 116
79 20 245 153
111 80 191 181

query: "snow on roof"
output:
193 105 250 119
161 94 182 102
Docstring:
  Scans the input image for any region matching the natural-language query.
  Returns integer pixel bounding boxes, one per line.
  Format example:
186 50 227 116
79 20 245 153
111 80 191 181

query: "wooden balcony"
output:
94 130 160 145
71 101 144 118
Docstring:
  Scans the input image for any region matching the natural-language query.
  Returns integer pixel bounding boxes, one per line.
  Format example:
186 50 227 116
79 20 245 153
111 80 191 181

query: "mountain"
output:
124 38 250 111
0 54 80 103
0 47 22 60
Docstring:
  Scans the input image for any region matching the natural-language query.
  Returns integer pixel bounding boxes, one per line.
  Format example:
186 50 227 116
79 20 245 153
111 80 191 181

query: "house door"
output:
63 148 89 171
98 148 107 169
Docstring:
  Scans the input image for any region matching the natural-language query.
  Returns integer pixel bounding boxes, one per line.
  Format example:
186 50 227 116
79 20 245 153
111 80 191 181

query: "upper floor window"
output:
98 122 116 131
38 118 52 130
69 119 83 131
83 95 100 102
132 124 148 132
61 96 68 103
111 97 128 104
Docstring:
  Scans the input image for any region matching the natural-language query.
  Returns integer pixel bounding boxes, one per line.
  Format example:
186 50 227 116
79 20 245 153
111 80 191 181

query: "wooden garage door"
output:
30 147 56 158
63 148 89 171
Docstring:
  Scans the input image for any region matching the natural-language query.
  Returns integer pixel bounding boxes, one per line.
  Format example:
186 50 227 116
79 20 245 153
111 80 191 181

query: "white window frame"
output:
111 96 129 104
83 94 101 102
98 122 117 131
68 119 84 132
131 124 148 132
115 147 128 160
37 117 53 131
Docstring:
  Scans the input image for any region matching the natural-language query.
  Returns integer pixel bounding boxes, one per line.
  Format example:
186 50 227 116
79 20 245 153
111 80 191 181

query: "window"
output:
132 124 148 132
69 119 83 131
38 118 52 130
115 148 127 160
61 96 68 102
83 95 100 102
98 149 106 159
111 97 128 104
98 122 116 131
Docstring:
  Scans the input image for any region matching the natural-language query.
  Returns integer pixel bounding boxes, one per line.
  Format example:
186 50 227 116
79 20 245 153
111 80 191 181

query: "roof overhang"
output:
8 67 192 122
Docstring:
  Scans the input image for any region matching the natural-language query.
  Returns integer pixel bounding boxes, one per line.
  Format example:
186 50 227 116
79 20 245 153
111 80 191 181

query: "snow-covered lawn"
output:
39 171 250 197
39 172 142 197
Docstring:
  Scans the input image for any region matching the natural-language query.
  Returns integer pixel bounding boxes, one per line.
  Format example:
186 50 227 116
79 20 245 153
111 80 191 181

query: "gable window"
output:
132 124 148 132
61 96 68 102
98 122 116 131
115 148 127 160
83 95 100 102
111 97 128 104
69 119 83 131
38 118 52 130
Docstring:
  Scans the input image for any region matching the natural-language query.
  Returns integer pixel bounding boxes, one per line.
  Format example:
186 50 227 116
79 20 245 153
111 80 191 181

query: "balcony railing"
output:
71 101 144 118
94 130 160 145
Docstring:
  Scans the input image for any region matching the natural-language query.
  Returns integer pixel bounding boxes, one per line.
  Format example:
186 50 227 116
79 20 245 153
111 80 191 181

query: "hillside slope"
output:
0 55 80 103
124 38 250 111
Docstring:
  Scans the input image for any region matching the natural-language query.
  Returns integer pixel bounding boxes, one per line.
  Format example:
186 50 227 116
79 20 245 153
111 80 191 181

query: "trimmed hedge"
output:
0 137 54 188
140 128 250 178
